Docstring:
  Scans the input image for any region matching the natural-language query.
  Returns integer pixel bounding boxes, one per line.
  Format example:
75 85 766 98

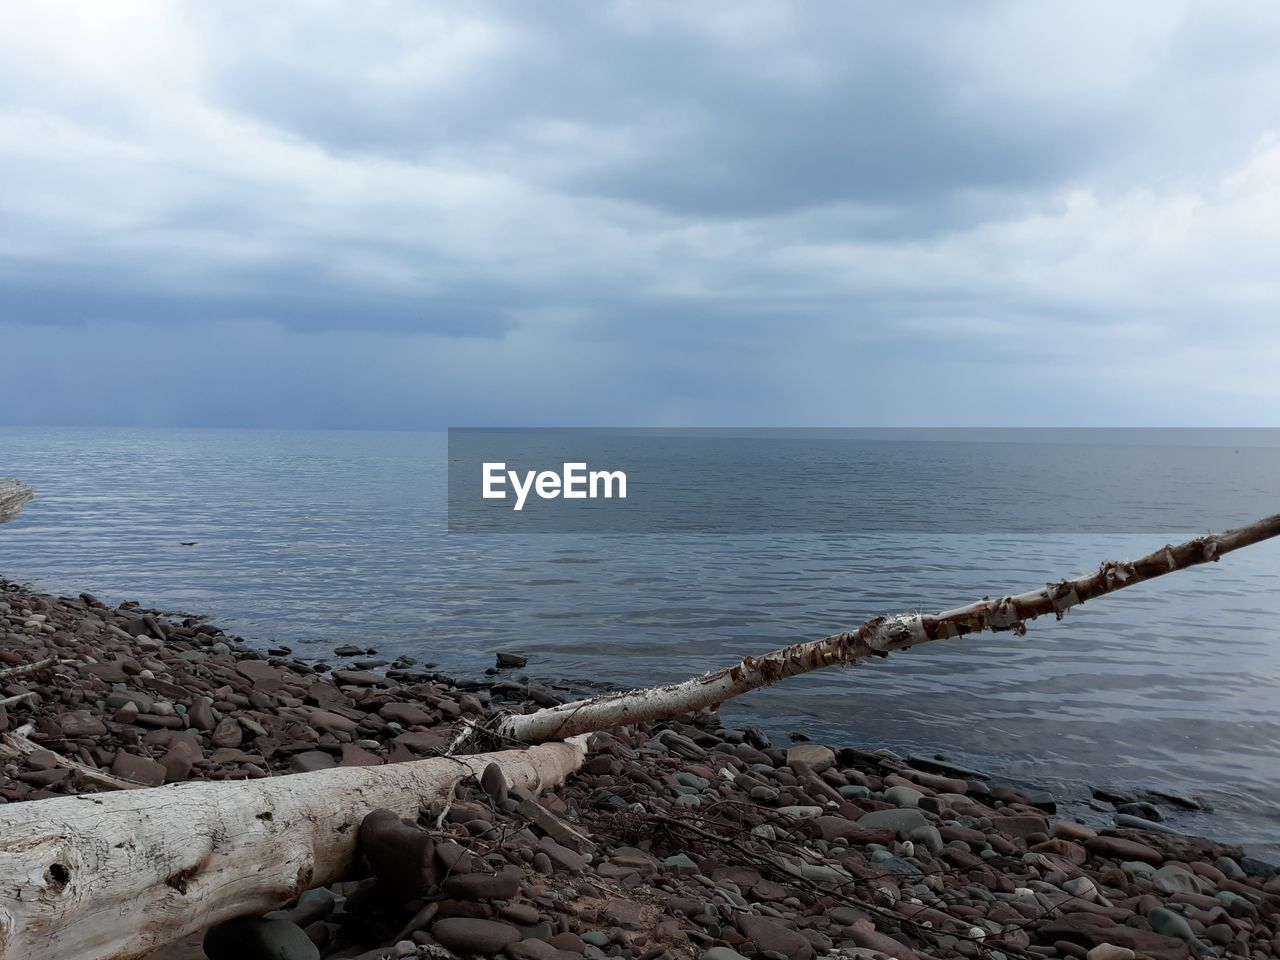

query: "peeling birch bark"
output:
496 512 1280 743
0 737 589 960
0 481 32 525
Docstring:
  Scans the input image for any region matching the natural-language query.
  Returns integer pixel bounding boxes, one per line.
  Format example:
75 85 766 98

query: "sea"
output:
1 427 1278 855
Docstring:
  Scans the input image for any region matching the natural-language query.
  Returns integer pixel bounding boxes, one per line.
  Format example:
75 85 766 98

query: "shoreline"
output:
1 576 1278 960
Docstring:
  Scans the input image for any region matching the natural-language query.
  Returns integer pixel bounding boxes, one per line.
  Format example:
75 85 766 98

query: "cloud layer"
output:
3 1 1279 426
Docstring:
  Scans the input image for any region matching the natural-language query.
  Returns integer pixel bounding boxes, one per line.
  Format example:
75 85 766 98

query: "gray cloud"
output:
1 1 1279 427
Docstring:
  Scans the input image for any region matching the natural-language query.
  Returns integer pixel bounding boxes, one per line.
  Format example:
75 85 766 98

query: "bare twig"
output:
0 658 70 681
0 725 143 791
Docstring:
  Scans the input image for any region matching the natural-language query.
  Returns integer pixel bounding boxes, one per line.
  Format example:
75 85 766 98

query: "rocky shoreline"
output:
1 577 1278 960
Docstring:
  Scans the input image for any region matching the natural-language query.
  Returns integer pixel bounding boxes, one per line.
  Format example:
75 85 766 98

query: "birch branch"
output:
0 660 67 682
0 725 142 792
0 480 32 525
496 512 1280 743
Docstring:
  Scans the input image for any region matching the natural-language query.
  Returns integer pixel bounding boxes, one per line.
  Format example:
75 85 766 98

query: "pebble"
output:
203 917 320 960
1085 947 1135 960
1085 835 1163 864
359 809 433 904
785 744 835 772
737 914 815 960
431 917 521 955
1147 906 1199 944
857 808 929 833
443 872 520 900
1152 864 1203 895
884 785 925 808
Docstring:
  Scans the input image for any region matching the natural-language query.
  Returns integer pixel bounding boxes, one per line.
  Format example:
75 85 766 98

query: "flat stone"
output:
663 853 699 874
1085 835 1163 864
906 769 969 794
1053 820 1097 842
204 916 319 960
736 914 814 960
909 824 944 855
786 744 835 773
111 752 166 787
1032 838 1087 865
332 669 382 686
1152 864 1201 895
211 717 243 748
857 808 928 834
159 737 202 783
844 926 919 960
884 785 925 808
59 711 107 738
989 814 1048 839
81 661 130 683
1114 813 1176 834
1085 946 1135 960
361 808 434 904
499 903 540 926
431 917 521 956
508 941 575 960
235 660 284 690
289 750 336 773
1062 876 1100 902
480 763 509 804
306 710 359 735
537 837 589 872
380 702 434 726
775 804 823 819
1038 914 1187 957
1148 906 1198 944
211 748 265 764
813 816 893 845
26 749 58 771
339 744 383 767
604 900 647 929
394 729 450 754
443 872 520 901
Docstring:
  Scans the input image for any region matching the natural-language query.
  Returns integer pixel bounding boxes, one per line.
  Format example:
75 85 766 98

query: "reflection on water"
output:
1 427 1278 853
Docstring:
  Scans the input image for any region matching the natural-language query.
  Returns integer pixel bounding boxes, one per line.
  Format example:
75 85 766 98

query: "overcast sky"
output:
2 1 1279 428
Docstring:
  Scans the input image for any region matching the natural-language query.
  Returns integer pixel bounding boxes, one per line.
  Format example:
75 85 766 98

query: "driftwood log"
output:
0 512 1276 959
0 738 588 959
0 481 31 525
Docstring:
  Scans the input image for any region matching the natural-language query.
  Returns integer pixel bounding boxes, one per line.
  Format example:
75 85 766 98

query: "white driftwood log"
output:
0 480 32 525
0 737 588 960
495 512 1280 743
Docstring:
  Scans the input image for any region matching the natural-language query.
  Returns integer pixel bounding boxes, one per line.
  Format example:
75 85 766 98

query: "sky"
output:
2 1 1280 428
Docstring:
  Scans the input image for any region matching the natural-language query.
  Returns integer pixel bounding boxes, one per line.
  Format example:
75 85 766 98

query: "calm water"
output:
1 428 1279 853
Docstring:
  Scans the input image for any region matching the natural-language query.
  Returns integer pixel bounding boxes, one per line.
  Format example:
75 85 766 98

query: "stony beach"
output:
1 575 1278 960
